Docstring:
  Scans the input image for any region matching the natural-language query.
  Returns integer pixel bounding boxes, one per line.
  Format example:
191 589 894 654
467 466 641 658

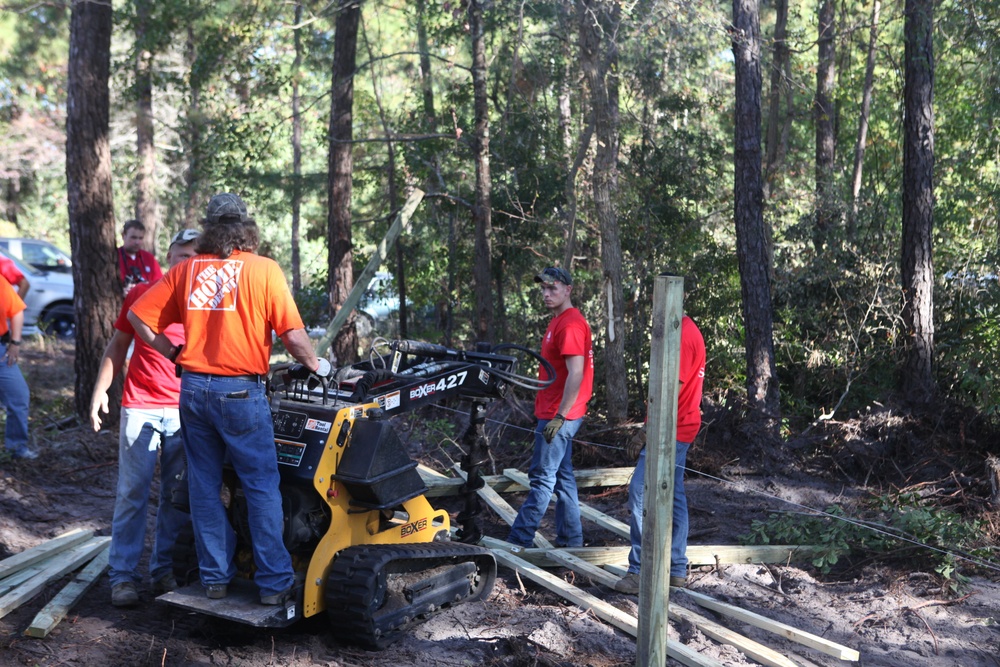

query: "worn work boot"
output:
111 582 140 608
260 585 294 606
205 584 228 599
669 575 687 589
152 573 178 595
614 573 641 595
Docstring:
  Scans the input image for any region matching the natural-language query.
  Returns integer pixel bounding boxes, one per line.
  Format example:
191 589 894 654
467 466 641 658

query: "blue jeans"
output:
179 373 293 597
507 417 584 547
109 407 190 587
627 441 690 578
0 343 29 456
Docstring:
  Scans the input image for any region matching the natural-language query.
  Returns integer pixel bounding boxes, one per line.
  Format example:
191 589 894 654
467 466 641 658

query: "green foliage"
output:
743 493 987 581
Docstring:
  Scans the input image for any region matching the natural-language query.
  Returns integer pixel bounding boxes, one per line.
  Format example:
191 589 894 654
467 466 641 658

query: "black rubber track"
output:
324 541 496 649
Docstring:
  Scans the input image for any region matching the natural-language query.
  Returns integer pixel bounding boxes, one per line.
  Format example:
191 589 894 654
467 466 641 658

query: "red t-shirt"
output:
119 247 163 286
115 282 184 408
676 316 706 443
0 257 25 288
130 250 305 376
534 307 594 421
0 276 26 337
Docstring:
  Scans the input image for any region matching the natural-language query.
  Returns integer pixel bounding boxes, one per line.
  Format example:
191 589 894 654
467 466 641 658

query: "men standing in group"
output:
128 193 328 606
615 314 705 594
90 229 200 608
0 275 33 460
118 219 162 294
508 266 593 548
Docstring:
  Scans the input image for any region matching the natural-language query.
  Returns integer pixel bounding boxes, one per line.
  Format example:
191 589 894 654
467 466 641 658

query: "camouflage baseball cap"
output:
205 192 248 223
169 228 200 247
534 266 573 286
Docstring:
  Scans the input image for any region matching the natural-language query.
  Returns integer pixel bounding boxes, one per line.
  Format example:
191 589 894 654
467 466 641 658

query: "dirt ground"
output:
1 338 999 666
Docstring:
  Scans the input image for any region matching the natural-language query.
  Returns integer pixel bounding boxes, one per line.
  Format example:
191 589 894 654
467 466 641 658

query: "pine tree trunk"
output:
580 0 628 424
468 0 494 343
901 0 935 404
732 0 780 437
66 0 120 419
134 0 159 249
290 0 303 295
327 0 360 364
848 0 881 236
814 0 836 250
763 0 789 199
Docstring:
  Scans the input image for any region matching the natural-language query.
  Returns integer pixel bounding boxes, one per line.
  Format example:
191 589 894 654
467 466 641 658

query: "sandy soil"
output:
1 339 998 666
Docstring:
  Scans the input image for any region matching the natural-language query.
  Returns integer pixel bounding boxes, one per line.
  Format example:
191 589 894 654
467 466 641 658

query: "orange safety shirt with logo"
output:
129 250 304 376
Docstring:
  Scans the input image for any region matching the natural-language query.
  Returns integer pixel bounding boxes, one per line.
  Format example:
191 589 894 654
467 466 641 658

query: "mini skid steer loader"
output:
158 338 552 648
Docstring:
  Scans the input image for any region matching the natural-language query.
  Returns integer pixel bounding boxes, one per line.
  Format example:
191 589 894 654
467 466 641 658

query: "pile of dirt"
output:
2 338 999 666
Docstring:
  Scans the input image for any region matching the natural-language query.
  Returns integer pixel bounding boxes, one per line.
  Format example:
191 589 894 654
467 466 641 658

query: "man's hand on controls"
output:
290 357 332 380
543 414 565 443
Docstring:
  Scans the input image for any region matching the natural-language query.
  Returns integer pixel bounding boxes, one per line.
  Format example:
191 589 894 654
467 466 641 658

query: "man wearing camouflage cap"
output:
129 193 328 607
508 266 593 549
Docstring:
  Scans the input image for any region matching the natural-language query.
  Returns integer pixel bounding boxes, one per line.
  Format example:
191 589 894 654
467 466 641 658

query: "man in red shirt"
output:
508 266 594 548
0 255 30 298
0 274 33 460
91 229 200 607
616 314 705 594
118 219 163 294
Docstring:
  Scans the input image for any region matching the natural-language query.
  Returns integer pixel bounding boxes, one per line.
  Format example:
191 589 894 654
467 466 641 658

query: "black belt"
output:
183 371 263 383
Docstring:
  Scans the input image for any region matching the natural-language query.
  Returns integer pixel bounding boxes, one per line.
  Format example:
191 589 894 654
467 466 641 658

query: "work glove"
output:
542 414 566 443
288 358 332 380
626 425 646 461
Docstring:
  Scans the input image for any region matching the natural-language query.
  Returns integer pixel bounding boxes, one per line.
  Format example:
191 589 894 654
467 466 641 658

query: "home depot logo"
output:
188 259 244 310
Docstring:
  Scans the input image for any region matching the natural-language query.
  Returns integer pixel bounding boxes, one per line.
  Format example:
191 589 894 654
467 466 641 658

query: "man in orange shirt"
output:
0 275 33 460
129 193 327 606
0 254 30 298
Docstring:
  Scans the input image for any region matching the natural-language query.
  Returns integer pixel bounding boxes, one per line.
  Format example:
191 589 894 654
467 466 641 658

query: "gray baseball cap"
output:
169 228 200 247
205 193 248 223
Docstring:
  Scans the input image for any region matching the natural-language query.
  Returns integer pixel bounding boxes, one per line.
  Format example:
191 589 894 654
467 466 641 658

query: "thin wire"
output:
427 402 1000 574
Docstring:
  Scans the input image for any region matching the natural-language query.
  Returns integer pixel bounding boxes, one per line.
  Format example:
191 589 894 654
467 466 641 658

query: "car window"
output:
0 247 43 277
24 242 66 266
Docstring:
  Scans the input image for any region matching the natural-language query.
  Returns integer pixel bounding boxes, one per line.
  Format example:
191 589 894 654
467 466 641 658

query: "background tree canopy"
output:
2 0 1000 434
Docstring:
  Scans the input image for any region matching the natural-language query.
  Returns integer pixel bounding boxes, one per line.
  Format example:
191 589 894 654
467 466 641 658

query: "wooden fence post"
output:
636 274 684 666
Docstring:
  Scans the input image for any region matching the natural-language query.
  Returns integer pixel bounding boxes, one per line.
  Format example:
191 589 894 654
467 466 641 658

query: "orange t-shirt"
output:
0 275 26 338
129 250 305 376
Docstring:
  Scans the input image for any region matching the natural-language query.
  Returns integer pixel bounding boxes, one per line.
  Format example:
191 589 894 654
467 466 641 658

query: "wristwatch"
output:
7 340 20 346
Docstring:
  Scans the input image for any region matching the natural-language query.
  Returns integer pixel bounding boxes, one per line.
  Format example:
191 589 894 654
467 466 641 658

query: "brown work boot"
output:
152 573 178 595
111 582 139 608
614 572 641 595
669 575 687 588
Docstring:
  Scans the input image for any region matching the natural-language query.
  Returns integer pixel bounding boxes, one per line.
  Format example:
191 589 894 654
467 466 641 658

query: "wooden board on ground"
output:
676 587 860 662
502 468 631 538
0 537 110 620
669 604 801 667
25 548 110 638
0 528 94 581
491 548 725 667
422 467 635 497
451 465 555 549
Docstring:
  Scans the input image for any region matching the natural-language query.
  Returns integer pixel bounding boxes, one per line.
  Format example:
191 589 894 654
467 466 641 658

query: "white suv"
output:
0 237 72 274
0 246 75 338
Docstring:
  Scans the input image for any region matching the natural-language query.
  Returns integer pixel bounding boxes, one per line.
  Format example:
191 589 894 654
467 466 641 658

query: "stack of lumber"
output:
430 465 860 667
0 528 110 638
